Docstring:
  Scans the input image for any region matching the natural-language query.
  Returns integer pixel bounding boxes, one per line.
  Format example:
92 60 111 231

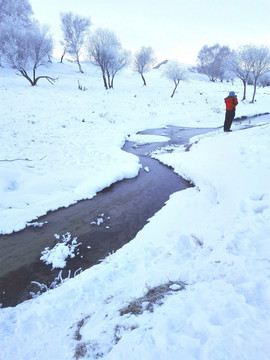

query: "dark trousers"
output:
224 109 235 131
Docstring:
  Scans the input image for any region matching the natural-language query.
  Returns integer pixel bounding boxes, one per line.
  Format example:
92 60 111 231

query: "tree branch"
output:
0 155 47 162
35 76 59 85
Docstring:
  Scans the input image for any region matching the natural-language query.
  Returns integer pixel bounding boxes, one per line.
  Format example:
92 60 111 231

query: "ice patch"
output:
128 134 170 144
40 232 81 269
91 213 110 227
27 221 48 228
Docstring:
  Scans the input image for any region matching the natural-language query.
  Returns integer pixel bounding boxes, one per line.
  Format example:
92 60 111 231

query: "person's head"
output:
229 91 235 96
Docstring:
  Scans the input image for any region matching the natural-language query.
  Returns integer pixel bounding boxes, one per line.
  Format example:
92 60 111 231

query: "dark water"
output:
0 126 214 308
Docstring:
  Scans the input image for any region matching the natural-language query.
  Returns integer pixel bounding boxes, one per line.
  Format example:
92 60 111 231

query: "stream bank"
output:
0 126 214 308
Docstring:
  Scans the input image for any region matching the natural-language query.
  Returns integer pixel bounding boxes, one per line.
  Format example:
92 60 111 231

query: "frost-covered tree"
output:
107 48 131 88
0 0 33 66
216 46 232 81
87 28 130 89
87 28 119 89
60 12 91 73
3 21 54 85
133 46 156 86
197 44 232 82
162 61 186 98
229 46 254 100
258 72 270 87
248 45 270 102
228 44 270 101
0 0 32 23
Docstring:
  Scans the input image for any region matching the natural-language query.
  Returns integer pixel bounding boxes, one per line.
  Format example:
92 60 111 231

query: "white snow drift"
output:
0 61 270 360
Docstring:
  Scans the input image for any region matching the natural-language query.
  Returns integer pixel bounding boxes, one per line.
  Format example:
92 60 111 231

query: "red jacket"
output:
225 95 238 110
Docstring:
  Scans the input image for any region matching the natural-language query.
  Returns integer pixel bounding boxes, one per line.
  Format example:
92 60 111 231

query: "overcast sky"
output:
30 0 270 65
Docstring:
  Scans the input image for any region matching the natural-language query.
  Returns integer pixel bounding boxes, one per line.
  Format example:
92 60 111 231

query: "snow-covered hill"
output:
1 60 269 234
0 61 270 359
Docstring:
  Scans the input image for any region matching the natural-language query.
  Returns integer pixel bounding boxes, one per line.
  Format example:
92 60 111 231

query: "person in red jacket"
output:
224 91 238 132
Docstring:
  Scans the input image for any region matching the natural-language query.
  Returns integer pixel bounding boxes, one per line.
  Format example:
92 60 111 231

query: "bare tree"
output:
249 45 270 102
87 28 130 89
133 46 156 86
60 12 91 73
3 21 55 85
197 44 232 82
162 61 186 97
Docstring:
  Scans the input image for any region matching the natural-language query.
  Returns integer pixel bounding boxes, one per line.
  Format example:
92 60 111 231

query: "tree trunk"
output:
19 68 56 86
33 67 37 85
106 70 112 88
60 50 66 63
77 61 83 73
242 80 246 101
19 69 35 86
141 73 147 86
102 71 108 89
251 78 257 103
110 75 115 89
76 54 83 73
171 81 179 98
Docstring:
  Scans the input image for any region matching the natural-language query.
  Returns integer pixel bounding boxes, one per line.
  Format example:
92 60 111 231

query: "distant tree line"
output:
0 1 136 88
1 0 270 102
196 43 270 102
0 1 157 89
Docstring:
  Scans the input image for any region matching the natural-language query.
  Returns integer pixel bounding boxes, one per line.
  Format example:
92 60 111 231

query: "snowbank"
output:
1 61 269 233
0 61 270 359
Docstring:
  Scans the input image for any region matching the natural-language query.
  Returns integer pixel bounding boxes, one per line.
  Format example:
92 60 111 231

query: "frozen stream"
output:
0 126 214 307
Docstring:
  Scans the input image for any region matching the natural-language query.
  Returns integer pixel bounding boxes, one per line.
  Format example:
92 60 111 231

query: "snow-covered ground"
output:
0 61 270 359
